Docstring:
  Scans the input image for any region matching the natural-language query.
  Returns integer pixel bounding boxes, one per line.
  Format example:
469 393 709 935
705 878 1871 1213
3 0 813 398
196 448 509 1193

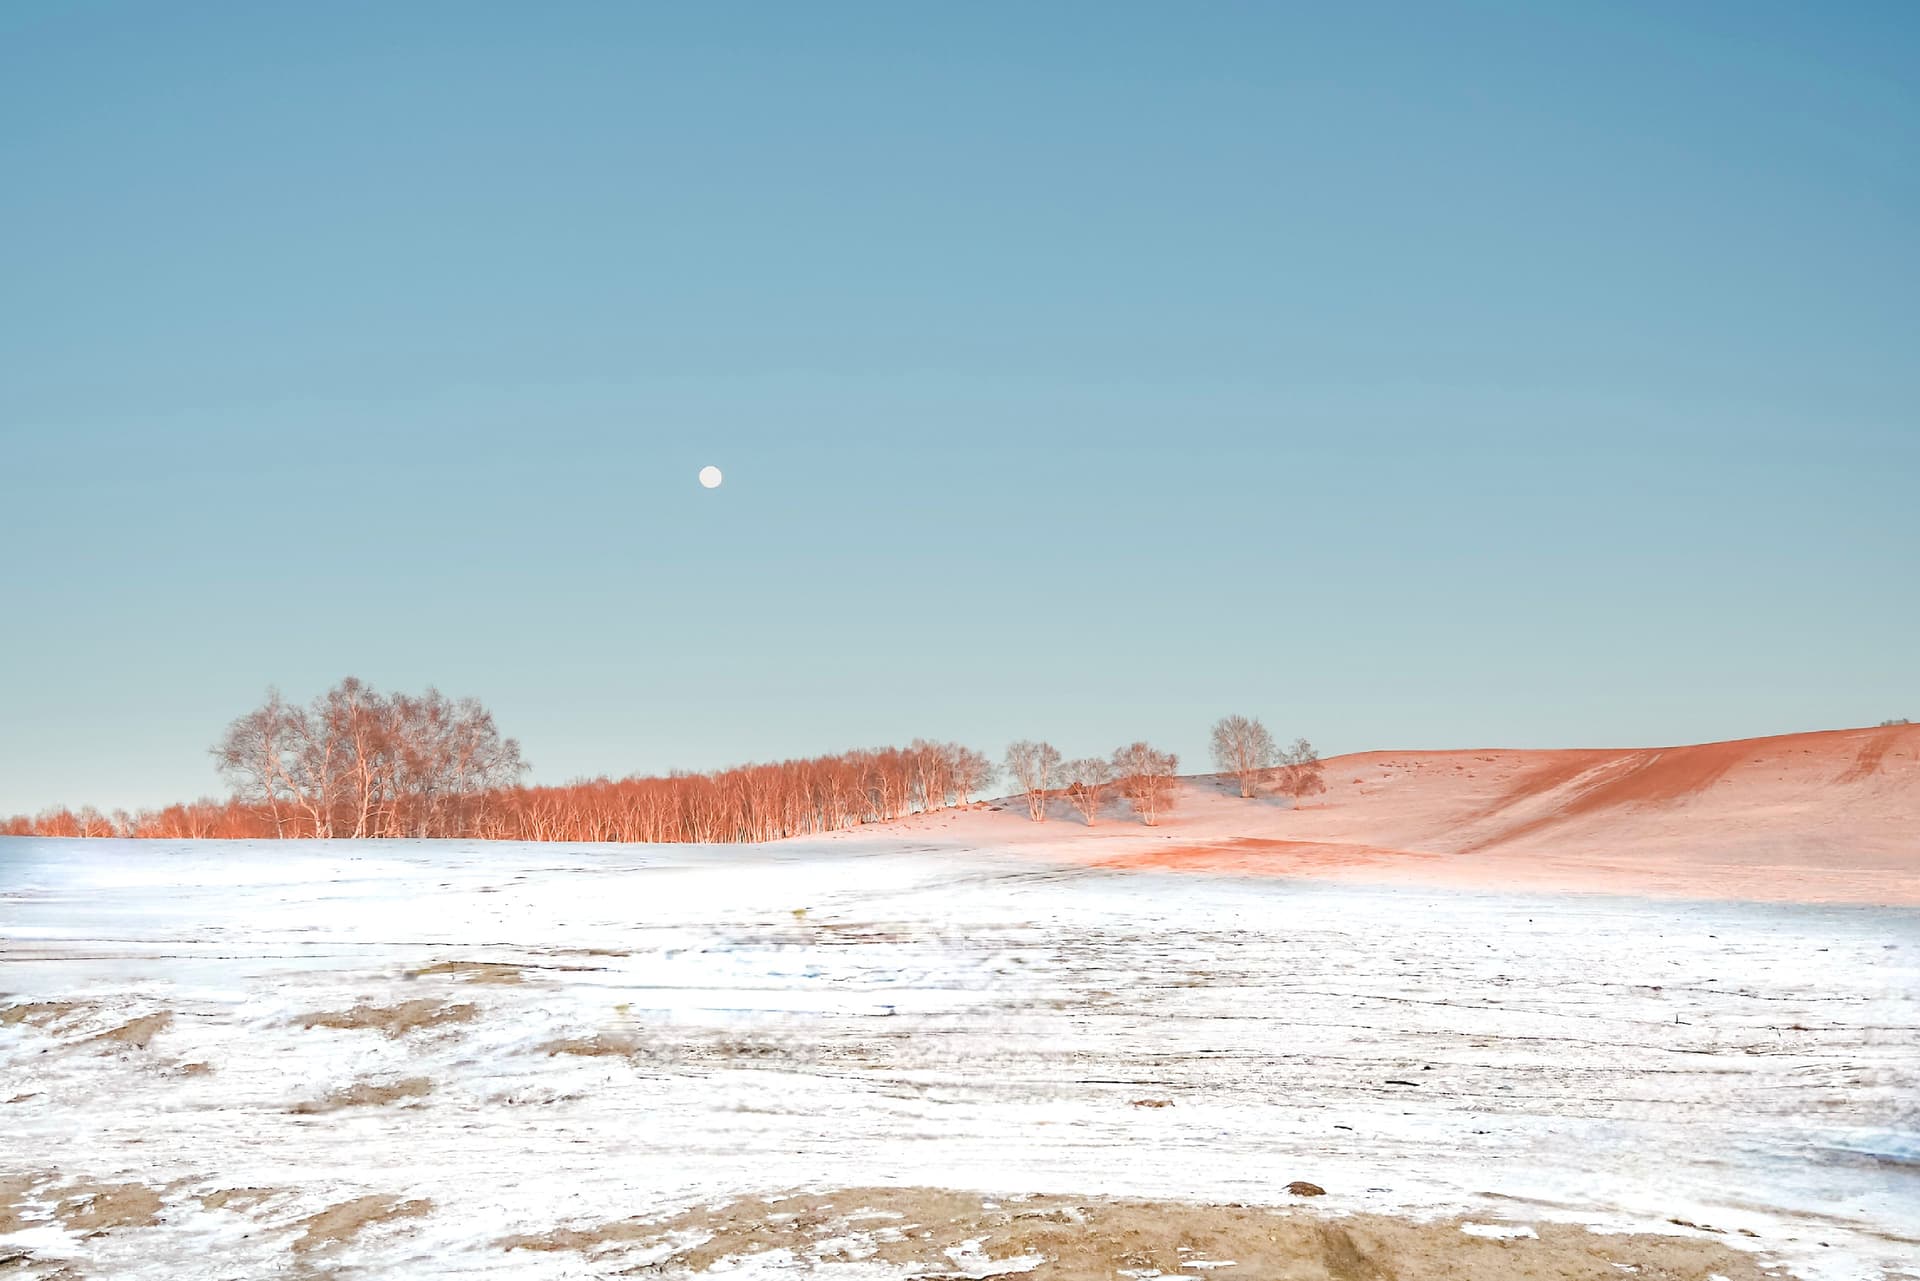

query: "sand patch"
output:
500 1218 664 1253
1 1001 88 1030
499 1188 1783 1279
540 1034 641 1059
536 1033 804 1067
296 1000 474 1038
0 1174 40 1234
85 1012 172 1049
291 1076 432 1114
407 960 525 984
292 1195 433 1254
52 1180 165 1232
199 1187 287 1213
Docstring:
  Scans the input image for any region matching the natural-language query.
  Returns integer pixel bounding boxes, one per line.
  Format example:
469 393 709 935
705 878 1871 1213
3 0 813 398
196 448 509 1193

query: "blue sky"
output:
2 2 1915 813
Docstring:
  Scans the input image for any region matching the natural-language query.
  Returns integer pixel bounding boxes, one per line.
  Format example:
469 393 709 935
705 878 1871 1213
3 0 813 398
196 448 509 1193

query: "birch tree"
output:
950 746 996 804
1004 740 1061 822
1275 738 1326 808
1061 757 1112 826
1209 714 1277 799
1112 741 1180 826
214 679 524 839
212 690 295 836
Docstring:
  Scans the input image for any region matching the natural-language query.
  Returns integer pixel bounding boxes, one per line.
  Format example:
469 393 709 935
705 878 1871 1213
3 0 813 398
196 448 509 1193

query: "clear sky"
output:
2 2 1916 814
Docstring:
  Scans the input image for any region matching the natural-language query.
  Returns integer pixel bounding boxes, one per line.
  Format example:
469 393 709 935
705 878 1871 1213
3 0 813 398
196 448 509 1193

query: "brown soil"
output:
292 1195 433 1254
86 1012 172 1049
296 1000 475 1038
497 1189 1784 1279
291 1076 432 1114
407 961 525 984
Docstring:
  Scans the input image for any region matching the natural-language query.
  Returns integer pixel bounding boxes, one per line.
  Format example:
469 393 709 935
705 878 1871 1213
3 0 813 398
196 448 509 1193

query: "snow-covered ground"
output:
1 836 1916 1279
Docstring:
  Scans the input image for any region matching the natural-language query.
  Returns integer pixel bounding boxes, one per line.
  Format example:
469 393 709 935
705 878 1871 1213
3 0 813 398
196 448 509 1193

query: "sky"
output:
2 1 1916 814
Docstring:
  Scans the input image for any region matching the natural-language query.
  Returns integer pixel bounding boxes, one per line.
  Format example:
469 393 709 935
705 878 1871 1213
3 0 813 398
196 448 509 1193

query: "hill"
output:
832 724 1920 903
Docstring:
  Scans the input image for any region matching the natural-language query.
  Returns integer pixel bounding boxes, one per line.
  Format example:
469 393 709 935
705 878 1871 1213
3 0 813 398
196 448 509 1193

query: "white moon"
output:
698 465 723 489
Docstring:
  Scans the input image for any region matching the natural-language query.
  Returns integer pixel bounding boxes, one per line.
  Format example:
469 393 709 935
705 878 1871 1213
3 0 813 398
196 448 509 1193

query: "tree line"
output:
1003 715 1323 827
1 680 1324 841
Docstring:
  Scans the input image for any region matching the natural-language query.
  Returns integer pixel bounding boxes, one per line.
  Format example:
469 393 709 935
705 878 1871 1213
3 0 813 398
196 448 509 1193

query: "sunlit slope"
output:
1301 723 1920 867
848 724 1920 901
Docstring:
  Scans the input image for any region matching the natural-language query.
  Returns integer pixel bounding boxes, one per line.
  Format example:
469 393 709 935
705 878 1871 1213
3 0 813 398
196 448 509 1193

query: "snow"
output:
1 835 1916 1279
1460 1222 1539 1240
944 1238 1045 1277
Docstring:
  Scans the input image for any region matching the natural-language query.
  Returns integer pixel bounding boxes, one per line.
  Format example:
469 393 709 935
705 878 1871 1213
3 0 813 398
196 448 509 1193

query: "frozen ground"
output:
1 836 1916 1279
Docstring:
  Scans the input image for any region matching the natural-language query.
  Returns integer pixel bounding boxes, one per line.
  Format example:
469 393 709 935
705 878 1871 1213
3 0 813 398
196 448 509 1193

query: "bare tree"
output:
33 808 82 837
908 739 952 813
1060 757 1113 826
389 688 525 837
949 745 996 805
74 805 116 838
212 689 296 836
1275 737 1326 808
282 698 343 838
323 676 391 839
1004 740 1062 822
1209 714 1277 798
1112 741 1180 826
213 679 525 839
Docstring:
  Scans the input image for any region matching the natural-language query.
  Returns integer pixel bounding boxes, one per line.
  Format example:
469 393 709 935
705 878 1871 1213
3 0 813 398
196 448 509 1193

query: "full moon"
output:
698 465 723 489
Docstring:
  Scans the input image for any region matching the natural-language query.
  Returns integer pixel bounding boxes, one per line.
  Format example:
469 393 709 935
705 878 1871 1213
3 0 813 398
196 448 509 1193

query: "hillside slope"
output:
832 724 1920 903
